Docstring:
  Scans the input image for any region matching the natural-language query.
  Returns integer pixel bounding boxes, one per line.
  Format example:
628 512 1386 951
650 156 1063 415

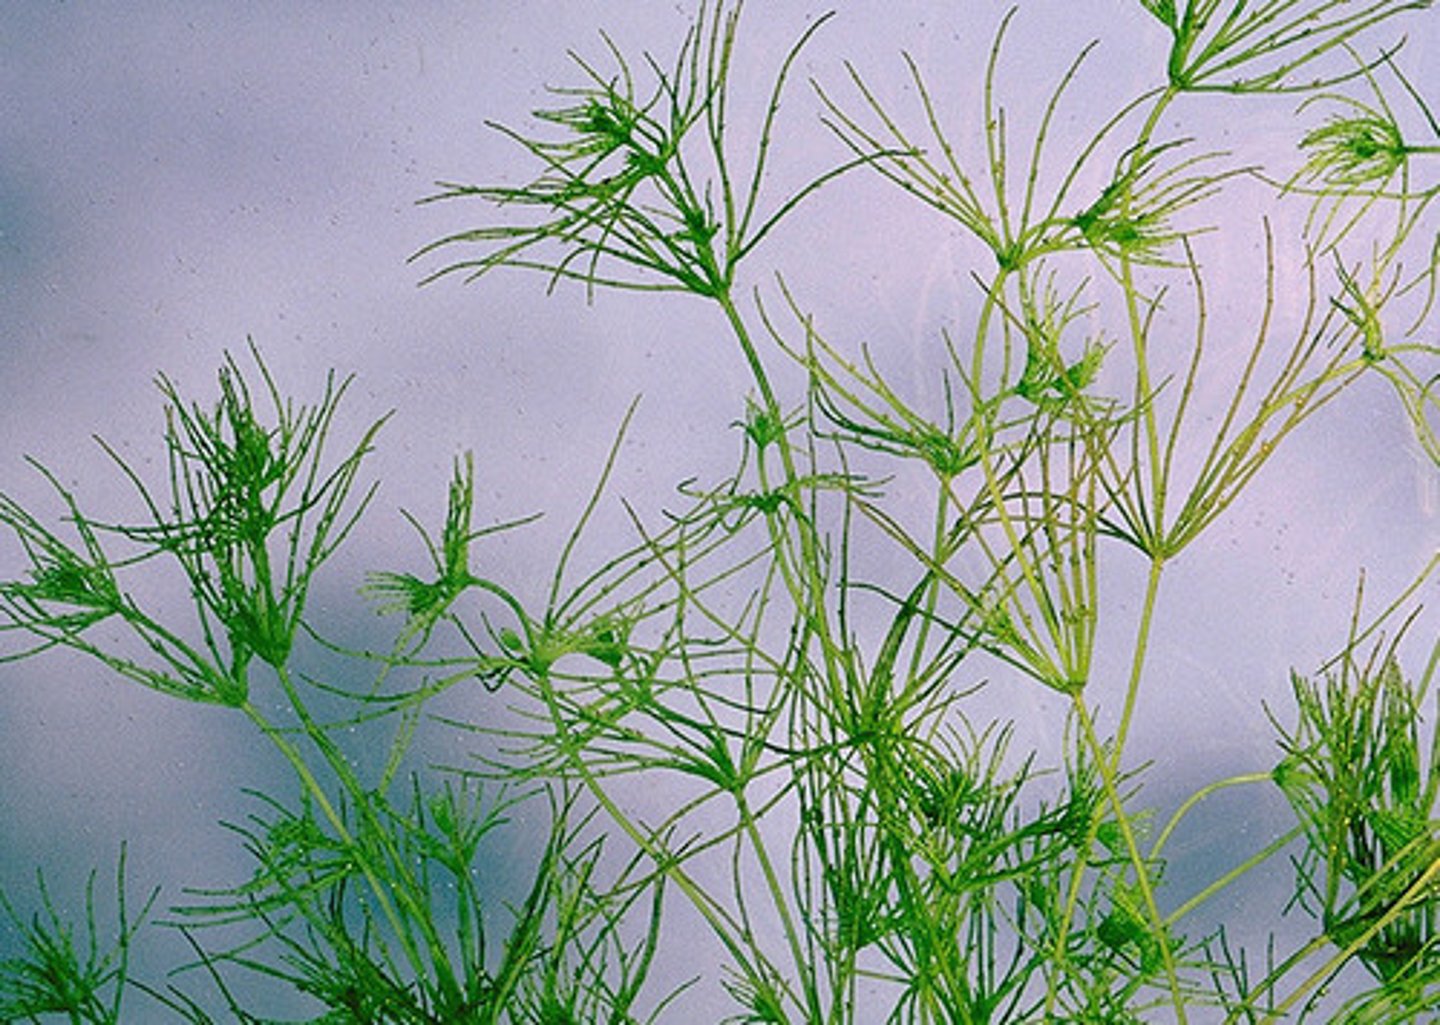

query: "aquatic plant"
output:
3 1 1440 1021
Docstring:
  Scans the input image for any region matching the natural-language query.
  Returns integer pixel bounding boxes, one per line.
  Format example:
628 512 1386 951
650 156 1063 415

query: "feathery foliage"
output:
4 2 1440 1021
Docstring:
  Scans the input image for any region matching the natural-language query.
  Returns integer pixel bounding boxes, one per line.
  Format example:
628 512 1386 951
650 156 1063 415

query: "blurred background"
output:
2 2 1438 1018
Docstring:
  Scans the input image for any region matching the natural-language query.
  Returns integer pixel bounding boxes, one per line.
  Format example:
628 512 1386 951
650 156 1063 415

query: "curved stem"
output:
259 666 466 1005
736 793 823 1022
1151 771 1276 864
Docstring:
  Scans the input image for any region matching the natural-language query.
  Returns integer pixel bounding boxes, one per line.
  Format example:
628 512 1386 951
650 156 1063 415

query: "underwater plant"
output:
3 1 1440 1021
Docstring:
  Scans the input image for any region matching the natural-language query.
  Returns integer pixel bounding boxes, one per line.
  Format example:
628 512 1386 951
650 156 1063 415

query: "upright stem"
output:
714 286 839 1017
716 289 845 687
530 667 806 1016
1075 695 1188 1022
1114 555 1166 762
1045 566 1184 1022
239 698 425 979
1122 88 1180 546
247 667 463 1006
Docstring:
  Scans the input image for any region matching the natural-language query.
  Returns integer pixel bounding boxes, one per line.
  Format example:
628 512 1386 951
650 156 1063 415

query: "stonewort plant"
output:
3 1 1440 1021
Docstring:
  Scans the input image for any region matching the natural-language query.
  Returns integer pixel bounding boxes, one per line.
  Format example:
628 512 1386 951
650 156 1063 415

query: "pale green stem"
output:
1114 555 1166 760
736 792 824 1022
1262 852 1440 1022
240 697 428 983
1074 696 1189 1020
268 665 463 1004
716 289 839 667
531 668 801 1016
903 481 955 686
1166 824 1302 927
1151 770 1276 864
1065 82 1193 1021
1115 94 1179 544
715 286 840 1018
1223 932 1333 1025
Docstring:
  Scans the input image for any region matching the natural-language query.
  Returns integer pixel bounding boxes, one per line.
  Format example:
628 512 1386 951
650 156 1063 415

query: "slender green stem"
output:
1120 89 1182 546
239 697 425 980
528 666 799 1015
1114 556 1167 762
1166 823 1302 927
736 793 824 1022
1264 853 1440 1022
1073 695 1189 1021
716 289 846 691
255 666 466 1007
1151 771 1276 864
